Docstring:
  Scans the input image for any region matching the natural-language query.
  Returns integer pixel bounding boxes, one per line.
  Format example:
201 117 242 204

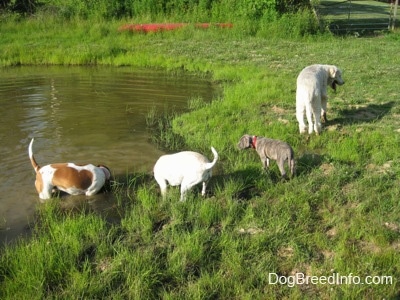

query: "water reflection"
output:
0 66 218 245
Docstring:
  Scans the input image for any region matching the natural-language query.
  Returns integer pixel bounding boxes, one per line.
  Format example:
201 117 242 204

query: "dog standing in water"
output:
28 138 111 200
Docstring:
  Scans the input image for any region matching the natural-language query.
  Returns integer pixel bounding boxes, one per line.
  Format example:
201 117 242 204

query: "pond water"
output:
0 66 218 245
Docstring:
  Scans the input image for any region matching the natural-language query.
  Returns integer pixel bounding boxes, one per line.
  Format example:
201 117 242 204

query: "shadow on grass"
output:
296 153 325 177
209 168 263 201
331 101 395 125
210 164 317 201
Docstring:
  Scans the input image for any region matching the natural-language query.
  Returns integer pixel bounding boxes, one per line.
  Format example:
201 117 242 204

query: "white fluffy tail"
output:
206 146 218 170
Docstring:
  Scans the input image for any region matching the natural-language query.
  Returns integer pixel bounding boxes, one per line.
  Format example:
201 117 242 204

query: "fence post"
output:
392 0 399 30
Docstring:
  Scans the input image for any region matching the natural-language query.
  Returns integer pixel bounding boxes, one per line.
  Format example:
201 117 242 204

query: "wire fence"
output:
316 0 396 34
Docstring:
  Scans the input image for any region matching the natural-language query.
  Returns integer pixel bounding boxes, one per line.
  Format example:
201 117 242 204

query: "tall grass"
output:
146 106 186 152
5 0 311 22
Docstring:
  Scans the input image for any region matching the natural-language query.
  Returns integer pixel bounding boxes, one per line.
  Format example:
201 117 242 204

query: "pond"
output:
0 66 219 245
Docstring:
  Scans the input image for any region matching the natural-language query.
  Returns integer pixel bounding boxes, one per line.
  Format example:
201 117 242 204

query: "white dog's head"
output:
329 66 345 91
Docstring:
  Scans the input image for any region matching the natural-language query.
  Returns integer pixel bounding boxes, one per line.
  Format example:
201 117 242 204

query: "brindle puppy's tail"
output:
287 147 296 178
290 157 296 177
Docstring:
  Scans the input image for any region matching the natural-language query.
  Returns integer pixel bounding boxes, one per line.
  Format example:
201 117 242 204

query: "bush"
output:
256 9 321 38
3 0 313 21
1 0 37 14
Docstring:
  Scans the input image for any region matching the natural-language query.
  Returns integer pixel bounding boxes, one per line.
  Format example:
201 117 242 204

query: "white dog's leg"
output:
201 181 207 197
155 177 168 199
180 184 190 201
296 101 307 134
314 115 322 134
312 99 322 134
321 95 328 123
180 179 203 201
305 103 314 135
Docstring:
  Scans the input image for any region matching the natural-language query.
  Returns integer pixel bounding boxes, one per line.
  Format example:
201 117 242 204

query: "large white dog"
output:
296 64 345 135
153 147 218 201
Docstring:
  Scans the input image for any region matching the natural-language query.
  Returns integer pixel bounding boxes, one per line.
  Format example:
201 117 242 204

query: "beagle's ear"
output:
98 165 111 179
329 66 338 78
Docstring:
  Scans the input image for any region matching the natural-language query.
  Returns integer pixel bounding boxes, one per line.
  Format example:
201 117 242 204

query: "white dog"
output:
296 64 345 135
153 147 218 201
29 138 111 200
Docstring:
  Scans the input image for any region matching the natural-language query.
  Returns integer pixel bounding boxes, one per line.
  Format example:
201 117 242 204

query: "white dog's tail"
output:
205 146 218 170
28 138 41 173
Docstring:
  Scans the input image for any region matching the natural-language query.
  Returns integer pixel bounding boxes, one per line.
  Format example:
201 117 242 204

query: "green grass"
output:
1 14 400 299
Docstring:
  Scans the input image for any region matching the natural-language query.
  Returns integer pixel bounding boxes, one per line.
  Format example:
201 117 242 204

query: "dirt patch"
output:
278 117 289 124
322 250 335 260
391 241 400 251
384 222 400 233
96 257 113 272
238 227 264 235
271 105 288 114
260 104 292 125
278 246 295 258
341 182 359 197
326 227 337 238
326 124 340 132
359 240 382 254
320 163 334 176
366 161 393 175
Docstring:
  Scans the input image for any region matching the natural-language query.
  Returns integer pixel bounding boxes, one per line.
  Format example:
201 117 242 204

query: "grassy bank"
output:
1 15 400 299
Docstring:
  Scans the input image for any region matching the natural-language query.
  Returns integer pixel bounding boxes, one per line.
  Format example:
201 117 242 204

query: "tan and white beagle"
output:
28 138 111 200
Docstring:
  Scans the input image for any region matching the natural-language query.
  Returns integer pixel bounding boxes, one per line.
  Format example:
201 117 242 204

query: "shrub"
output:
3 0 313 22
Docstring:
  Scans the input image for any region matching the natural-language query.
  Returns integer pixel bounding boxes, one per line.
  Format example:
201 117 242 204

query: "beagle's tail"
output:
28 138 41 173
206 146 219 170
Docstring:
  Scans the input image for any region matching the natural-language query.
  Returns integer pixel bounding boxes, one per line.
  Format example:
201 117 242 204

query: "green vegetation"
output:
1 2 400 298
1 0 310 20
